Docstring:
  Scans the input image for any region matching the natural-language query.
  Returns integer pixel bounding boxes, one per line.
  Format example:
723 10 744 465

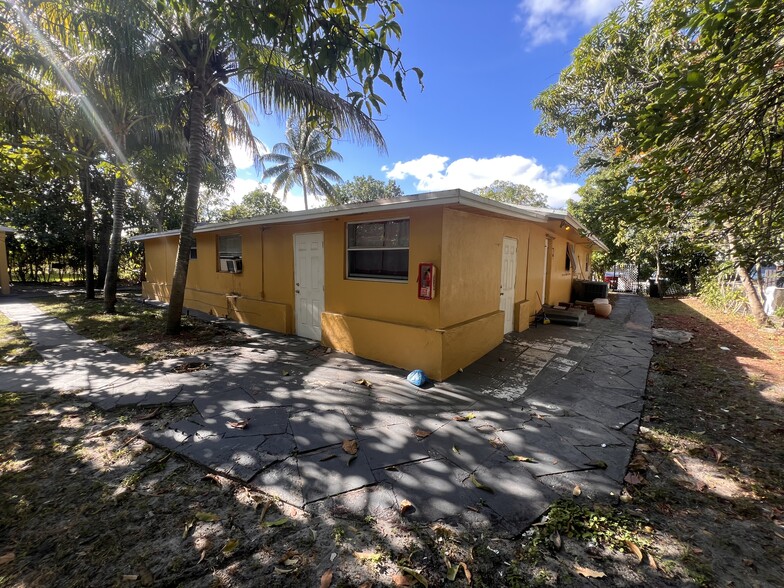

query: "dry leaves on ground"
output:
574 564 606 578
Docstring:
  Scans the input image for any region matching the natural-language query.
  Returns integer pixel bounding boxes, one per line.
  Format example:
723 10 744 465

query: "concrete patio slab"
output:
0 292 654 533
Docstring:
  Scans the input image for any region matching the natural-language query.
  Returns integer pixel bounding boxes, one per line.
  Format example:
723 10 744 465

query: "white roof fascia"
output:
0 225 16 233
130 189 558 241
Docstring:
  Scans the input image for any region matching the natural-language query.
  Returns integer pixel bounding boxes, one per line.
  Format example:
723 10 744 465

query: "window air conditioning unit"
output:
219 257 243 273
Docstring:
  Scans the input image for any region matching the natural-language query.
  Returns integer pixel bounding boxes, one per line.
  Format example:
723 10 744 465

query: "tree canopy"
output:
326 175 403 206
474 180 548 207
219 186 287 220
534 0 783 322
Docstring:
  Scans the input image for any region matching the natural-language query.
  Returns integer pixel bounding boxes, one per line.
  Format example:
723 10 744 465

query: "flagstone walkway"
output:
0 294 653 535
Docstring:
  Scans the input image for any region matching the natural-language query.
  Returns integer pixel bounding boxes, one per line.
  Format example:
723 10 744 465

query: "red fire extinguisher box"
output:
418 263 436 300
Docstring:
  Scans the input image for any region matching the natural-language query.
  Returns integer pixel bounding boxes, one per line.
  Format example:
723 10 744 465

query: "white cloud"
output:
229 139 266 170
383 154 581 209
228 177 262 203
515 0 622 47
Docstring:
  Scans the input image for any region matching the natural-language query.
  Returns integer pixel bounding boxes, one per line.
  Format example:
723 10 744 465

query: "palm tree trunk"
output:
166 83 206 335
79 163 95 299
302 182 309 211
103 170 126 313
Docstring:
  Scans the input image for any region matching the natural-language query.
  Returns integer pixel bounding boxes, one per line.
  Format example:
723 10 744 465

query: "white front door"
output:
500 237 517 334
294 232 325 340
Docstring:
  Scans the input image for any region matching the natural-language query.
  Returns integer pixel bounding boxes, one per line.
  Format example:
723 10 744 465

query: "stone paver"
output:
0 293 653 535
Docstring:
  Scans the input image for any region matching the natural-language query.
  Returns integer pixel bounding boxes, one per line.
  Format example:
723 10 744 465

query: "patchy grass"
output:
33 294 252 362
0 313 40 366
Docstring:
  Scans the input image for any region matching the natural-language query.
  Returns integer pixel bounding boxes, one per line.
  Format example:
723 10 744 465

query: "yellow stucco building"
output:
133 190 607 380
0 225 14 296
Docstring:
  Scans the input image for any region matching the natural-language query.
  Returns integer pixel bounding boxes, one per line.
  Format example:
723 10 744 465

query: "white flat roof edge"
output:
129 189 608 251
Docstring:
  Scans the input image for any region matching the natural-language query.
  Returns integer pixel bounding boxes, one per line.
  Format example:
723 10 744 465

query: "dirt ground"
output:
0 295 782 587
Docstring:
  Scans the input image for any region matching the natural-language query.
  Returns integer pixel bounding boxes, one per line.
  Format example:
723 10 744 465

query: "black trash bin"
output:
649 278 667 298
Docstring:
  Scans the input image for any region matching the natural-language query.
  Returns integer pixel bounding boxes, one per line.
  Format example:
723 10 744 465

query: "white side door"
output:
294 232 325 340
499 237 518 334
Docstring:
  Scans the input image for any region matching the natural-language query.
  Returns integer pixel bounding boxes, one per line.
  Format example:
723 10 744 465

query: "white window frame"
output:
346 218 410 282
217 234 242 273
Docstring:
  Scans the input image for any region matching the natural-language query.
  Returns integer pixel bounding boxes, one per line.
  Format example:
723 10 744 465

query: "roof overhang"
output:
130 189 609 252
0 225 15 234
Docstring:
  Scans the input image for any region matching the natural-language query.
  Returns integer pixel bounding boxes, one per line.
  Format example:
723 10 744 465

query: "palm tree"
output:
8 0 177 311
13 0 413 333
262 120 343 210
147 0 394 334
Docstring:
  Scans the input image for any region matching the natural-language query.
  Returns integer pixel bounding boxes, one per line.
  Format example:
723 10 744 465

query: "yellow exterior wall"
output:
548 235 574 306
0 231 10 296
139 204 600 381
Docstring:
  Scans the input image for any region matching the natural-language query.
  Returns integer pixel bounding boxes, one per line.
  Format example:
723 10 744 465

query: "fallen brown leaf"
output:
342 439 359 455
624 472 645 486
87 425 125 439
507 455 537 463
459 562 471 583
636 443 654 452
550 530 562 551
692 547 704 554
392 573 412 587
0 552 14 565
320 569 333 588
202 473 231 488
414 429 431 439
628 454 648 470
452 412 476 421
708 446 726 464
625 540 643 564
572 484 582 497
136 407 161 420
400 499 415 515
574 564 606 578
354 378 373 388
489 437 505 449
647 553 658 570
228 419 249 429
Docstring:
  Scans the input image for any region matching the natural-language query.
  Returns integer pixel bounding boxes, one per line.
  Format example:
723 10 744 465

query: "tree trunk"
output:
97 209 111 288
103 169 126 313
736 263 768 324
166 83 206 335
302 182 309 211
726 234 768 325
79 163 95 299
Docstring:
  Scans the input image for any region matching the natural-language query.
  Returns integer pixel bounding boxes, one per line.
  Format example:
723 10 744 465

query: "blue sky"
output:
230 0 622 210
